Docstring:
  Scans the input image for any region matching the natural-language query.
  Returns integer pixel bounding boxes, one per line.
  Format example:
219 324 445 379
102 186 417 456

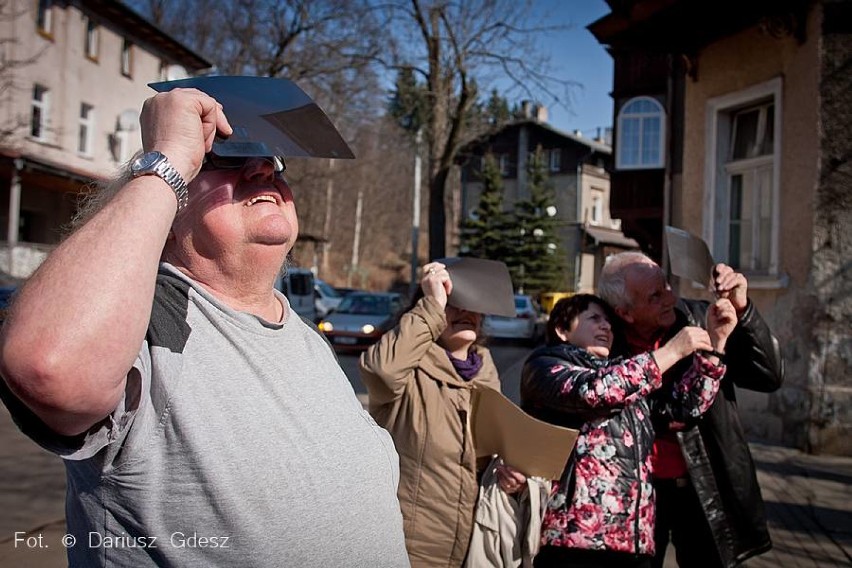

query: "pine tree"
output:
484 89 511 127
508 147 568 295
388 67 427 134
460 154 511 260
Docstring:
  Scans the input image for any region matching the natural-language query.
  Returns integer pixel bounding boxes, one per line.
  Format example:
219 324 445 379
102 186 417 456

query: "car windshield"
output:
337 295 393 316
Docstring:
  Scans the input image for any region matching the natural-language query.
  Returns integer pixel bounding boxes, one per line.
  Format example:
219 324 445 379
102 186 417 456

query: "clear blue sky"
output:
527 0 614 138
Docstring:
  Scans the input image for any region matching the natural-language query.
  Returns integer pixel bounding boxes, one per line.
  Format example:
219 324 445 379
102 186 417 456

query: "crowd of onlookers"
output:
0 77 782 568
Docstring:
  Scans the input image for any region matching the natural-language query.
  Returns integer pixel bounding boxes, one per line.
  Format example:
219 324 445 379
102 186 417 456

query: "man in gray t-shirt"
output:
0 79 409 567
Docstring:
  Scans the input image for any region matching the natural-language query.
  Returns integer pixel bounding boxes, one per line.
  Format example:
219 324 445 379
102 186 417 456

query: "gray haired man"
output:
598 251 783 568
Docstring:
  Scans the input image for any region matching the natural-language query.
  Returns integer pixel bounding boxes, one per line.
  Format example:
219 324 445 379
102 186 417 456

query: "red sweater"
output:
626 336 688 479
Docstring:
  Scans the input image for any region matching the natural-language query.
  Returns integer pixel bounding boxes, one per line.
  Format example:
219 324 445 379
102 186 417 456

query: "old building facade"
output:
590 0 851 454
0 0 209 277
459 115 637 294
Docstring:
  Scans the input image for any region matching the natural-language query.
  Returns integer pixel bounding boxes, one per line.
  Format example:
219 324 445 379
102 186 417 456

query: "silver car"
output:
482 294 541 344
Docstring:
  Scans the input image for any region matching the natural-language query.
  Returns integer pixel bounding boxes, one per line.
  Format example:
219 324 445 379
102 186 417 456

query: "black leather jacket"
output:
635 298 785 567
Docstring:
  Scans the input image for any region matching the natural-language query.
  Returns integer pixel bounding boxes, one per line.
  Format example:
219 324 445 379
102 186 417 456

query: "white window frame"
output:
549 149 561 172
703 77 783 282
499 154 510 176
30 84 49 141
36 0 53 35
85 18 99 60
590 189 603 225
616 96 666 170
114 130 131 163
78 103 94 156
121 38 133 77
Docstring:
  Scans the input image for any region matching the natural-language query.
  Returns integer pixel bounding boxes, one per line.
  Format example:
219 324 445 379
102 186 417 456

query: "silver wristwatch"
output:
130 151 189 211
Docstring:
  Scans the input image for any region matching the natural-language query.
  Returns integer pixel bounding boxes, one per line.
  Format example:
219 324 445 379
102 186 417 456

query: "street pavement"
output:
0 349 850 567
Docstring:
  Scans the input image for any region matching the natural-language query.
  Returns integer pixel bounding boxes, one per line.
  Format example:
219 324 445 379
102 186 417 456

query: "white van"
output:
314 278 343 318
274 267 316 321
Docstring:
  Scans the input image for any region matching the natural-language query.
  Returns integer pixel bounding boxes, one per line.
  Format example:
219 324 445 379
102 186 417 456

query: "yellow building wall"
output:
678 12 819 309
675 8 822 446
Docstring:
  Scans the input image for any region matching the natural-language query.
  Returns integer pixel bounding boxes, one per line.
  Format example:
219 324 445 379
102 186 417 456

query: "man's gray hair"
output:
596 251 656 310
68 156 139 236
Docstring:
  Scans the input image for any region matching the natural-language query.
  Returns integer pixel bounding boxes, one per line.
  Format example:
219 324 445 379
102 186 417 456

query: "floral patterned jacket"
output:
520 344 724 557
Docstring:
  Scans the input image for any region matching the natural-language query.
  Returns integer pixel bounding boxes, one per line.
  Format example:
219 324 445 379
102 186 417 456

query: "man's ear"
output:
615 305 633 324
555 327 570 343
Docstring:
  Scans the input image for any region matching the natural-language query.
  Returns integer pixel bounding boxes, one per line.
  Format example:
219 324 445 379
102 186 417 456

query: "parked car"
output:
481 294 542 344
314 278 343 318
274 267 316 321
333 286 359 297
318 292 404 352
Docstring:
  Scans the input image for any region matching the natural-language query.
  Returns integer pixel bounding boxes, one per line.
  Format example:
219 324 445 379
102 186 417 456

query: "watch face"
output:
133 151 162 172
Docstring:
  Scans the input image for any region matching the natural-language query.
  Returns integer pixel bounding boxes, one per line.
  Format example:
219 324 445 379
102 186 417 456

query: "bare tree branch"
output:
378 0 582 258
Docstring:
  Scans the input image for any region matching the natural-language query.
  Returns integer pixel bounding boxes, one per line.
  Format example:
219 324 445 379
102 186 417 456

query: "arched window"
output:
616 96 665 169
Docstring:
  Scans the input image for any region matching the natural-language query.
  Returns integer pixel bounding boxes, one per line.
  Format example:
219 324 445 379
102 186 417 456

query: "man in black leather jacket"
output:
597 252 784 568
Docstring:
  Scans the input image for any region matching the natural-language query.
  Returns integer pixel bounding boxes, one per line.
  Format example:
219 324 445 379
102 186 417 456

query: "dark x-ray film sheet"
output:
438 257 516 318
149 76 355 160
665 226 716 289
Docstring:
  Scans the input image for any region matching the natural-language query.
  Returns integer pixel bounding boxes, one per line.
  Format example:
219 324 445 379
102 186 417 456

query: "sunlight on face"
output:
623 262 676 334
166 163 298 266
558 303 613 358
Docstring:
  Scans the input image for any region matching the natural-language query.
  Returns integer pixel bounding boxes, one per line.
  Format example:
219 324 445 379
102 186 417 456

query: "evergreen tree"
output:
388 67 428 134
460 154 511 260
508 147 568 295
484 89 511 127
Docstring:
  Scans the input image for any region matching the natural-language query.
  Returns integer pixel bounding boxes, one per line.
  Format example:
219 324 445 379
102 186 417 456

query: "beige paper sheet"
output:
471 388 578 480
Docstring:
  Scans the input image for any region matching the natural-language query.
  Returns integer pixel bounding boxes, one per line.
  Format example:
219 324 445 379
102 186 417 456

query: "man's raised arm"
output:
0 89 231 436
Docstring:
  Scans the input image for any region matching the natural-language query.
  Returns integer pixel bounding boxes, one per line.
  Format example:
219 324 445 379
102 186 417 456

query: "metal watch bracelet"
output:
154 160 189 211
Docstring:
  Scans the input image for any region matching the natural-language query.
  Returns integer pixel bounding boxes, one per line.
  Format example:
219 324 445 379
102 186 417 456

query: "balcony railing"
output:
0 242 56 280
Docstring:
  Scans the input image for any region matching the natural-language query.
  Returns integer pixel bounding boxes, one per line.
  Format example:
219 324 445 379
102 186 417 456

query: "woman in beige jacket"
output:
360 260 501 567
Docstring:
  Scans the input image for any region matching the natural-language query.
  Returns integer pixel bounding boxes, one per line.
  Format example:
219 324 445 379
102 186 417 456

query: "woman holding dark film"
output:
360 259 511 566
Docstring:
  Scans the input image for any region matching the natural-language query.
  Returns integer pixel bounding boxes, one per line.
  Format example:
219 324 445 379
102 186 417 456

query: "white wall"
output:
2 1 193 180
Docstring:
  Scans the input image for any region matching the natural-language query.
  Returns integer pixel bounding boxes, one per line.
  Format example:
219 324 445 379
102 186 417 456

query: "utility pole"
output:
409 128 422 298
349 187 364 288
320 159 334 276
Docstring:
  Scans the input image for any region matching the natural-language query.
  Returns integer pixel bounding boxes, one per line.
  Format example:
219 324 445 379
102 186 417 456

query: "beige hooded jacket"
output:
360 296 500 567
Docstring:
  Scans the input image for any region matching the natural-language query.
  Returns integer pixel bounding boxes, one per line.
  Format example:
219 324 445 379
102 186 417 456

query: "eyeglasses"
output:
201 153 286 173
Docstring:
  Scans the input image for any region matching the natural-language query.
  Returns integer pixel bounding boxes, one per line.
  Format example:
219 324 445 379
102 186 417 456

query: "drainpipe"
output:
7 158 23 276
574 148 595 291
517 125 529 200
661 54 675 273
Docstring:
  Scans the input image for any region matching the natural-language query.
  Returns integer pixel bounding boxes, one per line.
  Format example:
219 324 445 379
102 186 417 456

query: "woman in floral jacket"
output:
520 294 735 568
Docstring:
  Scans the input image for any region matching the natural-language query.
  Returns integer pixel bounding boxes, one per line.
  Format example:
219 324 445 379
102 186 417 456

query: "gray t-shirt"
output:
2 264 409 567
